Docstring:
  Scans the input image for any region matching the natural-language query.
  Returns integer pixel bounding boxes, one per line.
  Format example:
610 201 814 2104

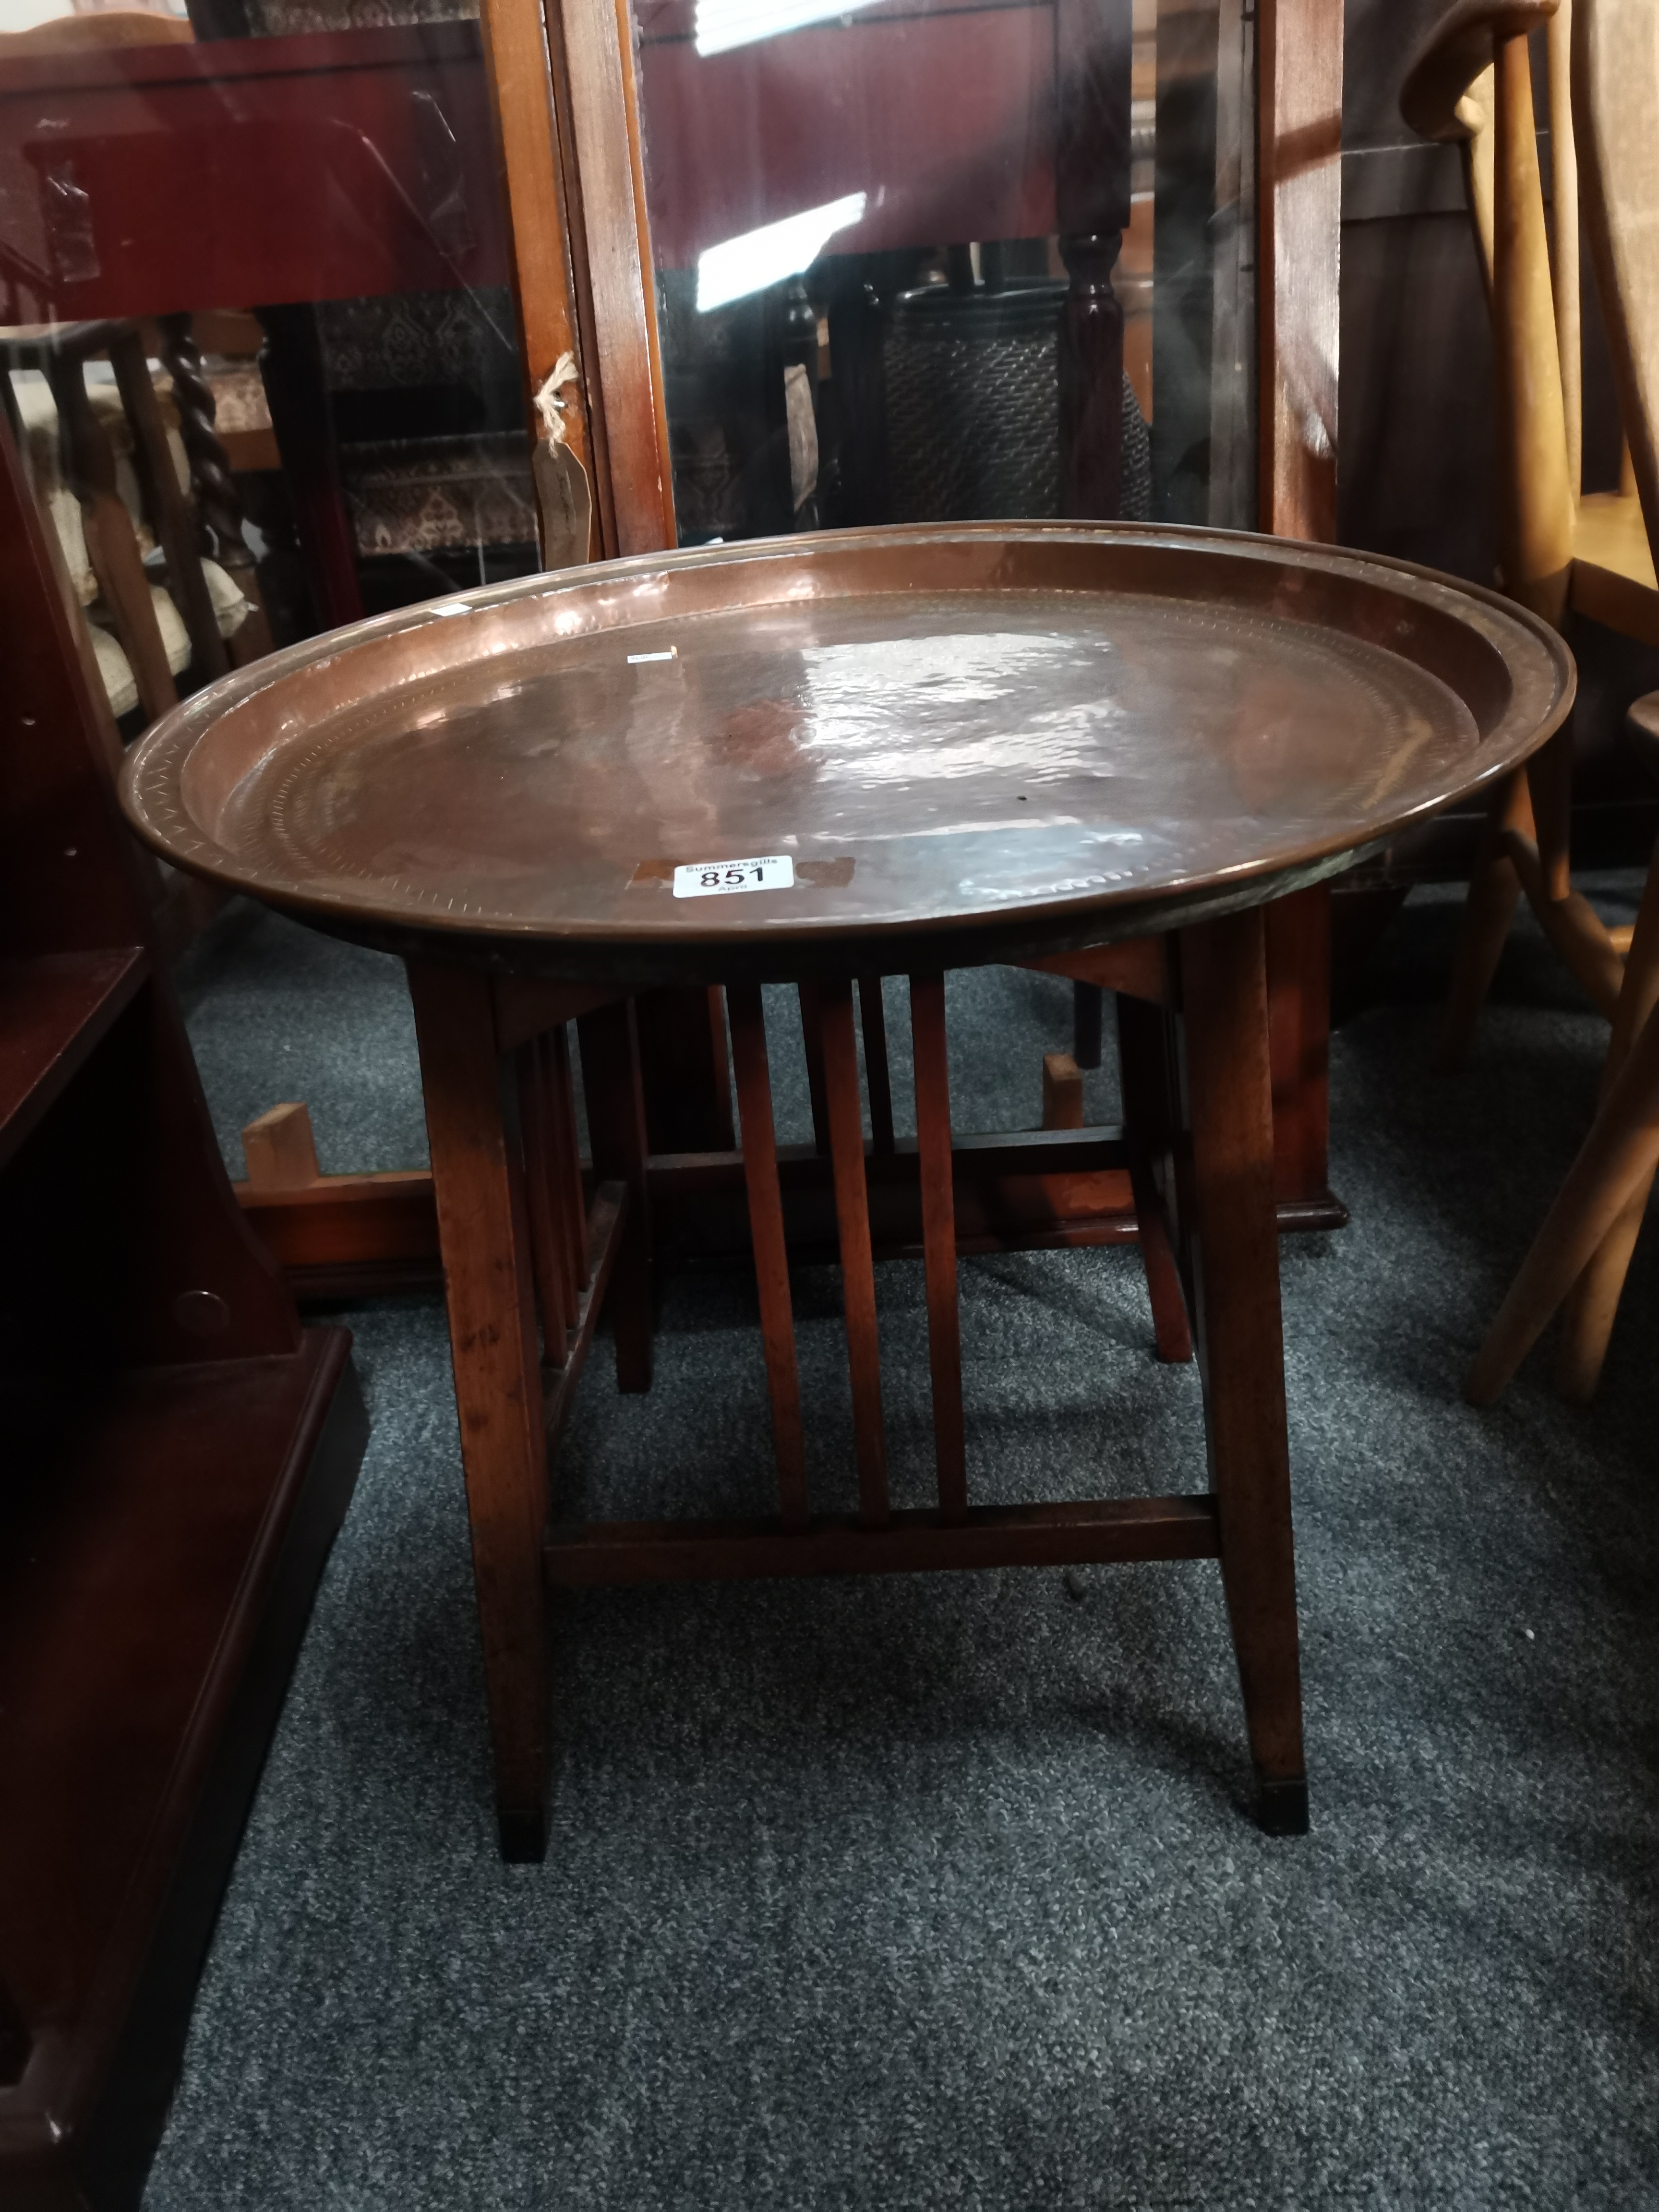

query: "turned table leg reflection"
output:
410 914 1307 1860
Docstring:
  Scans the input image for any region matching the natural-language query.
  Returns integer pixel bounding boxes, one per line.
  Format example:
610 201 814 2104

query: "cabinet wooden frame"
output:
493 0 1341 560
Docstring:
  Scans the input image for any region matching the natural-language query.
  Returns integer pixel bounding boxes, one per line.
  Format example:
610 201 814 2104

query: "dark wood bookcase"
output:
0 414 367 2209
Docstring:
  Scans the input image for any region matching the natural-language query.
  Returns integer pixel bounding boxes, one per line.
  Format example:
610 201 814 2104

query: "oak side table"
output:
122 523 1572 1859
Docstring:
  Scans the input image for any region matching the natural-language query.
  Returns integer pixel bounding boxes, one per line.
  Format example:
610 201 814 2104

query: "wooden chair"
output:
1401 0 1659 1067
0 317 271 725
1461 0 1659 1402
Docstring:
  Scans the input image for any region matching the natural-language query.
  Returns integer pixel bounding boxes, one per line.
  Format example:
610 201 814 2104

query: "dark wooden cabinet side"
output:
0 413 366 2211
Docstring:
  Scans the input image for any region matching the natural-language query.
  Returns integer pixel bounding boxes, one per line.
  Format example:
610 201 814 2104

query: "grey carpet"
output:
147 886 1659 2210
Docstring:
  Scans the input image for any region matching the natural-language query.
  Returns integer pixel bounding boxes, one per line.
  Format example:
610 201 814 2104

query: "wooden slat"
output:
50 354 176 722
858 974 895 1154
818 976 889 1526
517 1039 572 1361
909 972 966 1522
542 1180 629 1452
575 996 653 1392
544 1494 1221 1584
548 1023 591 1293
538 1033 583 1327
659 1128 1134 1187
1115 991 1194 1363
108 325 228 685
726 981 808 1527
797 979 832 1154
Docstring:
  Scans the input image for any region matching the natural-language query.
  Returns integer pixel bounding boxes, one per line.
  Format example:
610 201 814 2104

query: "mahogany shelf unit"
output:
0 407 366 2206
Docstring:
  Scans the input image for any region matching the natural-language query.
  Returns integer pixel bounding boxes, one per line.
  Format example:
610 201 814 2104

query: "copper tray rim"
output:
117 519 1575 961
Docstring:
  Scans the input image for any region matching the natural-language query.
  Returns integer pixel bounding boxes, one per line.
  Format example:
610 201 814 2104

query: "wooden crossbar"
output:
543 1496 1221 1585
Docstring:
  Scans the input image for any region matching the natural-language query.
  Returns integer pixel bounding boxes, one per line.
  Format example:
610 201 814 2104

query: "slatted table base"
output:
409 907 1308 1862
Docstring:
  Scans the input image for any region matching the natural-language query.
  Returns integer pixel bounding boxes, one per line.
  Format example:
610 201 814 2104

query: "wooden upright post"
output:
1056 0 1133 518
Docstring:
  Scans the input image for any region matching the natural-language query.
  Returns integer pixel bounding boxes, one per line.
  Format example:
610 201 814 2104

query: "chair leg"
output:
1437 770 1530 1072
1550 1180 1652 1402
1179 908 1307 1835
407 959 550 1862
1467 991 1659 1405
1555 844 1659 1400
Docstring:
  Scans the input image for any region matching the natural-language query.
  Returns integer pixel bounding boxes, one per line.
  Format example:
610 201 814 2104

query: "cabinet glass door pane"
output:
631 0 1256 545
0 0 538 733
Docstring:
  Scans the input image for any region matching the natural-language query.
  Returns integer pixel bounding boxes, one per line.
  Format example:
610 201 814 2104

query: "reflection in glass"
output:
0 0 538 741
634 0 1248 550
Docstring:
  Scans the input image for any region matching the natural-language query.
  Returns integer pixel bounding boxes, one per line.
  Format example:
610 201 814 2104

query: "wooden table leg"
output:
407 959 550 1862
1179 909 1308 1835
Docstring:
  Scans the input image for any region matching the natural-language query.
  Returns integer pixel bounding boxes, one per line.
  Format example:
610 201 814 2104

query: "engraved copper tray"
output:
119 524 1574 983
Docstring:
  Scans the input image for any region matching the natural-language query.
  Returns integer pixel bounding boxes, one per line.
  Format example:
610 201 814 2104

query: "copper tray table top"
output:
120 524 1573 978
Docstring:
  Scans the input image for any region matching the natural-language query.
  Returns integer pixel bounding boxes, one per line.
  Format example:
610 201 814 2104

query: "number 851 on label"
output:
672 855 795 899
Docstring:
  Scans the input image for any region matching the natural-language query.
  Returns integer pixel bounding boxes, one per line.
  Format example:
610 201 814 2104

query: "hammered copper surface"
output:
120 525 1573 979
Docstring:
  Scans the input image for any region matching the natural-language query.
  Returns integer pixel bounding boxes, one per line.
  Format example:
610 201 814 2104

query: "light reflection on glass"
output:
696 192 866 312
693 0 882 57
